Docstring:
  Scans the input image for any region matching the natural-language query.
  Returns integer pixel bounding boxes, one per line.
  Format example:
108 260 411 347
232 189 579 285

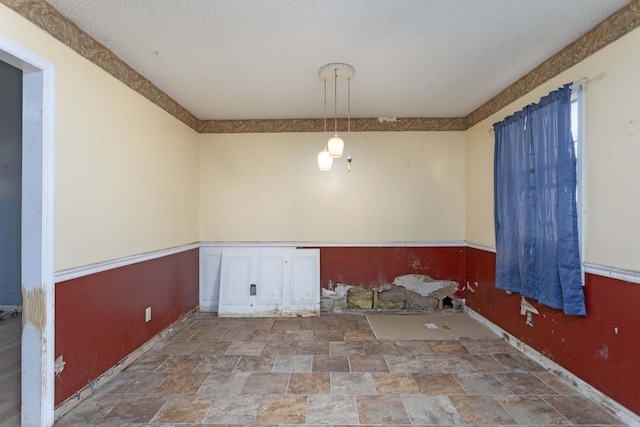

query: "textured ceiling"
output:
46 0 629 121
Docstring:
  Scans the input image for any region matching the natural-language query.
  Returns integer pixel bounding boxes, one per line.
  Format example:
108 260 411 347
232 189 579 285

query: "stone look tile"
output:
312 355 350 372
272 319 302 330
535 371 580 394
197 372 251 395
193 355 240 372
329 341 365 356
495 395 570 425
455 372 510 394
356 395 410 424
158 341 201 355
372 373 421 394
261 341 296 356
219 329 255 342
272 355 313 372
401 394 465 425
449 394 516 424
428 340 470 355
460 354 510 372
226 341 265 356
241 372 289 394
384 355 429 373
101 394 169 424
413 373 466 394
345 329 377 341
124 353 168 372
154 371 210 394
361 341 399 355
201 394 263 424
98 371 169 394
233 355 275 372
256 394 308 424
296 341 329 355
306 394 359 425
189 329 227 342
394 341 435 356
150 394 213 423
251 330 284 341
331 372 376 394
349 355 389 372
156 354 201 372
542 395 624 425
314 329 345 341
494 353 544 372
191 341 232 355
284 329 314 341
494 372 558 395
288 373 331 394
57 393 124 424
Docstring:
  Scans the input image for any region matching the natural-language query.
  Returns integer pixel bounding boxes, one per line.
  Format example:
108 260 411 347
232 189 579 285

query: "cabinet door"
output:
199 247 223 312
285 250 320 314
219 253 252 315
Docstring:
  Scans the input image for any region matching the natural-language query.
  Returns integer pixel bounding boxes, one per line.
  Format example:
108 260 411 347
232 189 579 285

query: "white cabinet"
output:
199 247 223 311
218 248 320 317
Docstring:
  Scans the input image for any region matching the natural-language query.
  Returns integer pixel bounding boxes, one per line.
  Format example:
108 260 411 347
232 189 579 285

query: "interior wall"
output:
466 26 640 272
0 5 201 271
0 59 22 306
200 131 465 243
464 27 640 417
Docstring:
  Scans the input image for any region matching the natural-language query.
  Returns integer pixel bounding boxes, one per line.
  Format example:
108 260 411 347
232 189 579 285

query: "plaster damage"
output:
22 286 47 331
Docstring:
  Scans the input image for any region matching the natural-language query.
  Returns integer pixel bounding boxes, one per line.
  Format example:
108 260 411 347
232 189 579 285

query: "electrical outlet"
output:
145 307 151 322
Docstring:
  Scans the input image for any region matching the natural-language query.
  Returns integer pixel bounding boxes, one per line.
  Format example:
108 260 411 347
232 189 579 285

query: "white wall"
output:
0 6 200 271
465 27 640 272
200 131 466 243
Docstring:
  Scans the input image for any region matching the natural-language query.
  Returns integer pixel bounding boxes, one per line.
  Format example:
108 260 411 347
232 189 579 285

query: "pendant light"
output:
317 63 354 170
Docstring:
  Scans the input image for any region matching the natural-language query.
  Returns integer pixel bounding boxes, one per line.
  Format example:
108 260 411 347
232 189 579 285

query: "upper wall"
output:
0 6 200 271
465 27 640 272
200 132 465 243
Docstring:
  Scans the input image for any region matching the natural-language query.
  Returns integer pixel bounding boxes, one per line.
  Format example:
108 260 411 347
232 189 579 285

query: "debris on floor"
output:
321 274 464 313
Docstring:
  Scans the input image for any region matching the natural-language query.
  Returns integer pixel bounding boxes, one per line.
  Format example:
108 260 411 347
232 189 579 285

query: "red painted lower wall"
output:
54 248 199 406
317 246 465 290
465 246 640 416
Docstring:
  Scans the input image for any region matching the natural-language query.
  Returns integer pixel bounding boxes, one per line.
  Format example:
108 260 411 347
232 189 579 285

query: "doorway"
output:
0 34 56 426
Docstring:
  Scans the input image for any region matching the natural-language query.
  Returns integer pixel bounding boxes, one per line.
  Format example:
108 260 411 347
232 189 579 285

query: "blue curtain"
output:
493 84 586 315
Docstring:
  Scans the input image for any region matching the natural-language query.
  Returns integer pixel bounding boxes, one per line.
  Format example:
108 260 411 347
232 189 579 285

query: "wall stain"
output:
22 286 47 331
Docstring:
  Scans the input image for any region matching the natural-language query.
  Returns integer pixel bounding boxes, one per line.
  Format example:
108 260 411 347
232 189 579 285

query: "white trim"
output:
465 307 640 426
55 243 200 283
584 262 640 285
0 33 57 427
200 240 466 248
465 241 496 252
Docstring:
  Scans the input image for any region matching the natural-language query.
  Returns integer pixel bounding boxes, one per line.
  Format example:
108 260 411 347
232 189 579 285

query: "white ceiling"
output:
46 0 628 121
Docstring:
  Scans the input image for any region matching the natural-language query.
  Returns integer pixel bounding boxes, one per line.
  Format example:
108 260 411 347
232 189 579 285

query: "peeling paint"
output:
596 344 609 360
22 285 47 330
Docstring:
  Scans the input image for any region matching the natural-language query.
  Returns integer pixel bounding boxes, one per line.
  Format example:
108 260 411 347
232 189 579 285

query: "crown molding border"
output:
3 0 639 134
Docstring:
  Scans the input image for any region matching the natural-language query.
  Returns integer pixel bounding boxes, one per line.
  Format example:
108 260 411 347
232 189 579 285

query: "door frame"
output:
0 34 56 426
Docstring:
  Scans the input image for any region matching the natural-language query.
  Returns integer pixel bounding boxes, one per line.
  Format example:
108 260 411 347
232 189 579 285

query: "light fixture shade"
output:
317 148 333 171
327 133 344 158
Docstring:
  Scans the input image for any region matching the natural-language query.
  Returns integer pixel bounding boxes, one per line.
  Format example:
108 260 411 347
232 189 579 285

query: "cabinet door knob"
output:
250 284 257 296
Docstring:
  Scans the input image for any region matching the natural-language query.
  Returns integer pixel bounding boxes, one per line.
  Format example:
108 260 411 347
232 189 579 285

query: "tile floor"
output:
55 312 627 426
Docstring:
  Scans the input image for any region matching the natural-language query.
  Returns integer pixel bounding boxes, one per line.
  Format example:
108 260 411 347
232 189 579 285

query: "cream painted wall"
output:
465 27 640 272
0 7 200 271
200 132 465 242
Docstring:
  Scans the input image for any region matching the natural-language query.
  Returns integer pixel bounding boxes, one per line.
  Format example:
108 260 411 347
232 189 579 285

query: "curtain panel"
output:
493 84 586 315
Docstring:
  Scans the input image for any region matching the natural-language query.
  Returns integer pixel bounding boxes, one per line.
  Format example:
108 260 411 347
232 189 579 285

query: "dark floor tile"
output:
494 353 545 372
542 395 625 425
288 372 331 394
101 394 169 424
449 394 516 424
413 373 466 394
428 340 470 355
314 329 345 341
296 341 329 355
349 355 389 372
494 372 558 395
193 355 240 372
312 355 350 372
261 341 297 356
154 371 209 394
356 395 411 424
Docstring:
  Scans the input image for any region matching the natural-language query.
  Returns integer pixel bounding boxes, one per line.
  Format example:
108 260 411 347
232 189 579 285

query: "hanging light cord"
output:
323 79 327 134
334 67 338 134
348 77 351 133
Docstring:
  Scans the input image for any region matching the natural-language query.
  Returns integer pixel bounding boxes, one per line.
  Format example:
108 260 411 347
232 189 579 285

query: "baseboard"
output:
53 308 197 421
465 307 639 426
